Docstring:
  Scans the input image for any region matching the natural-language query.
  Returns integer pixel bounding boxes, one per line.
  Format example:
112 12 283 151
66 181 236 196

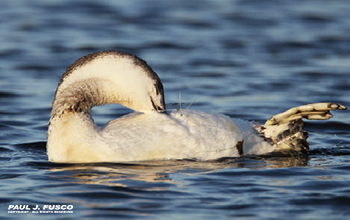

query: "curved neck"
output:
50 78 118 119
47 79 108 162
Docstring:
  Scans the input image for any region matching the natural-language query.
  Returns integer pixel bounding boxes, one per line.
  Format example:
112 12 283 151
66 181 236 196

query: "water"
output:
1 0 350 219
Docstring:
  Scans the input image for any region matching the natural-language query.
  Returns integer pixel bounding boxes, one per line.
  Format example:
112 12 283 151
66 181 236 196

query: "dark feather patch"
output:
235 139 245 156
256 119 310 154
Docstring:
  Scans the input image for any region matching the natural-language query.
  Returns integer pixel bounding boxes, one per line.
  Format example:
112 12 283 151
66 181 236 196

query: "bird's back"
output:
100 109 273 161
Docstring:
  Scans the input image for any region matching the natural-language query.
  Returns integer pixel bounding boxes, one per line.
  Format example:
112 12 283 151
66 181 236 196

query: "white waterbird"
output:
47 50 346 162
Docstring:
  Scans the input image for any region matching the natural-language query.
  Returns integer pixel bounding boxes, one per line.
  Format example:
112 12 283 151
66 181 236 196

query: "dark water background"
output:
1 0 350 219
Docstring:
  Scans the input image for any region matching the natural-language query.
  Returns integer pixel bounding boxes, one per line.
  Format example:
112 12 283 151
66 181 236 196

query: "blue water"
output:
1 0 350 219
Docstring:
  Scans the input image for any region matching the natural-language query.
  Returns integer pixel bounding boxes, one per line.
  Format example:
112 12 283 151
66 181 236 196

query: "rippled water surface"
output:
1 0 350 219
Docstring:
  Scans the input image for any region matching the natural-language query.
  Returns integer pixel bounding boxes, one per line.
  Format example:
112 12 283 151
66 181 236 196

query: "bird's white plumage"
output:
48 108 273 162
101 109 275 161
47 50 346 163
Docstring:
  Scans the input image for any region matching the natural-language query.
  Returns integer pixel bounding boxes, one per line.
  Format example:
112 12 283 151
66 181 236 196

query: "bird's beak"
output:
150 96 166 113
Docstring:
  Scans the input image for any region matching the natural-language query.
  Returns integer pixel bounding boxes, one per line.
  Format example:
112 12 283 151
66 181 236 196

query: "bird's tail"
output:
256 103 347 155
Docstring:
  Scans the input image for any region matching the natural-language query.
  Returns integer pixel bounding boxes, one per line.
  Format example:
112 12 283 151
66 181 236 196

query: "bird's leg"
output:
265 103 347 126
